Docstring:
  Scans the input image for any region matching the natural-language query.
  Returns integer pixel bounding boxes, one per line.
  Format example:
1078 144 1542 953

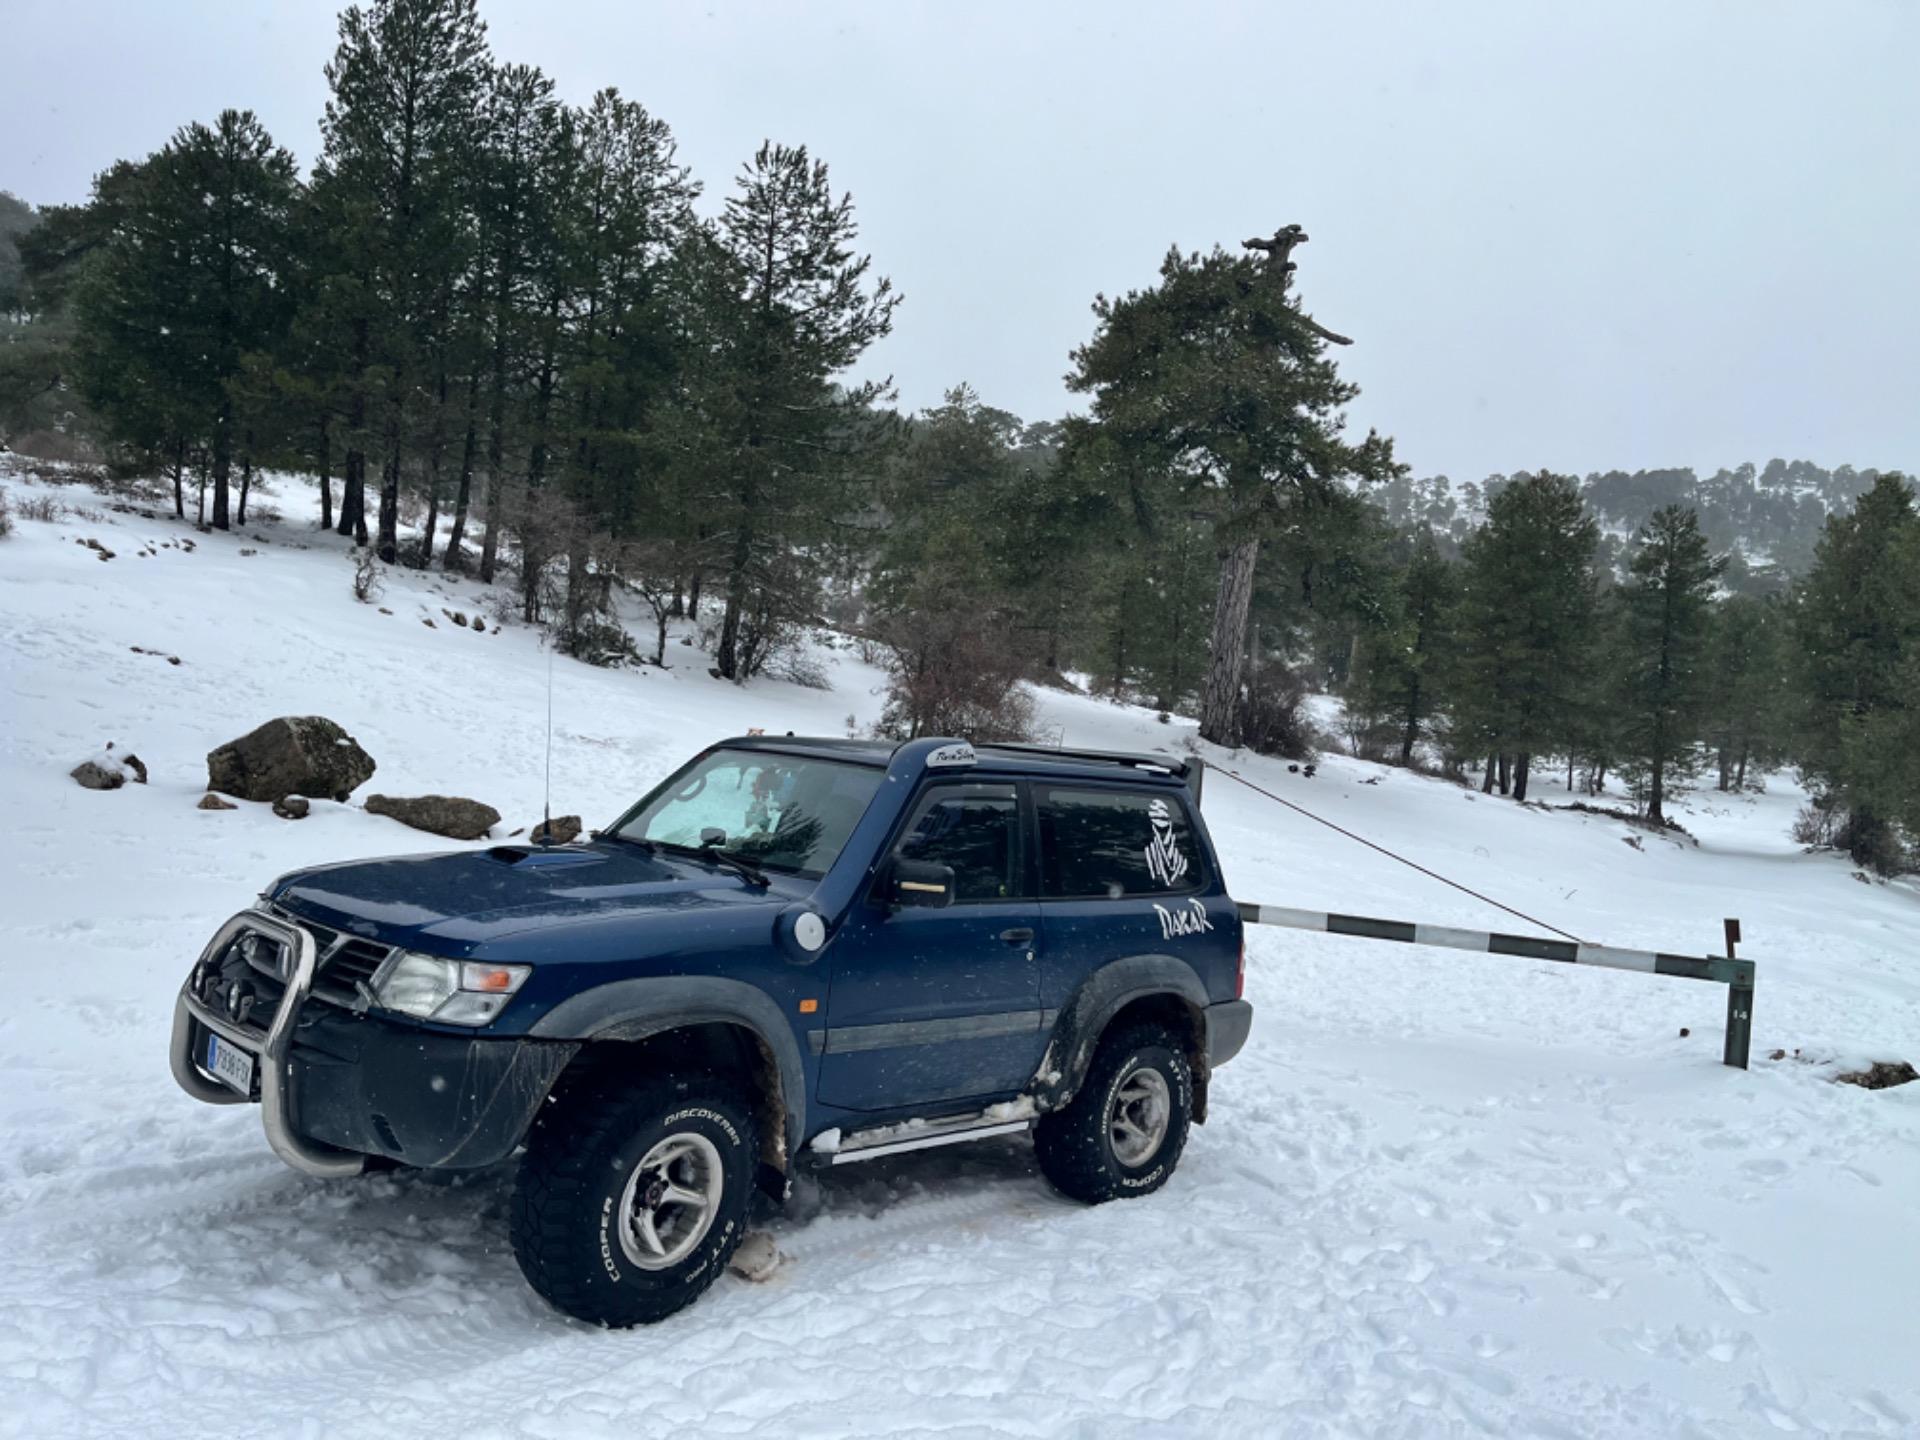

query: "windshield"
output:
613 749 884 879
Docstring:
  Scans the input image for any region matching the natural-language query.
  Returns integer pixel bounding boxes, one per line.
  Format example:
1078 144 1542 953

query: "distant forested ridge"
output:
1374 461 1883 590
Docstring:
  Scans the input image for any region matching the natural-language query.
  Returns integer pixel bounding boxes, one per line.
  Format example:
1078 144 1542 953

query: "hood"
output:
267 841 791 949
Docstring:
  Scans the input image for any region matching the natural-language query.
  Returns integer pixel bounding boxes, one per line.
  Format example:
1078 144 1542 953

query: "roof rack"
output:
976 743 1206 806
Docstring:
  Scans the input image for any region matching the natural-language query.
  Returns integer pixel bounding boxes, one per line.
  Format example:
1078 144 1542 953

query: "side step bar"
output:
827 1113 1032 1166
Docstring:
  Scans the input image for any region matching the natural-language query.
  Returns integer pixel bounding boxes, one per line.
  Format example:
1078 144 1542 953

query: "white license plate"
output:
206 1033 256 1095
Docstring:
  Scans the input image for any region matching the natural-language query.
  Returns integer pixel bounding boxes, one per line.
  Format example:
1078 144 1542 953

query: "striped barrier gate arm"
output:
1236 902 1757 1070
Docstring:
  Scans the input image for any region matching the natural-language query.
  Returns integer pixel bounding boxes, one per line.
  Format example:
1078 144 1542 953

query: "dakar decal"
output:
1154 898 1214 940
1144 798 1189 886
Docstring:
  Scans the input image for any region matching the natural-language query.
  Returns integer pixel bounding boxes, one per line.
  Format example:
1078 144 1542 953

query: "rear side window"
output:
1036 786 1205 900
891 783 1024 903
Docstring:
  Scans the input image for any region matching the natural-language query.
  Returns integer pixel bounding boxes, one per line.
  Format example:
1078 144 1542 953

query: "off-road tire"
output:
510 1070 756 1327
1033 1023 1192 1204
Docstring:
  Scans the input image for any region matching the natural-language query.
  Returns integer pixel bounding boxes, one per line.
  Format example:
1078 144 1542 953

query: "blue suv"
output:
170 736 1254 1325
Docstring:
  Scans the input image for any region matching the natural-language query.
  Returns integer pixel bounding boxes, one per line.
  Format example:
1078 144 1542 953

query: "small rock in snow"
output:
197 793 237 811
366 793 500 840
273 795 311 820
529 814 583 845
70 760 125 791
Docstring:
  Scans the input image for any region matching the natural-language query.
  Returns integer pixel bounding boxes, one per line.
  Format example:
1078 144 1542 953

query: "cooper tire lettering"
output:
511 1076 757 1327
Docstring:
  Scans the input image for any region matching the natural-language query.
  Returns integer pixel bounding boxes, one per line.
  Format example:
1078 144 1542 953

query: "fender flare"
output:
1034 953 1210 1113
529 976 807 1165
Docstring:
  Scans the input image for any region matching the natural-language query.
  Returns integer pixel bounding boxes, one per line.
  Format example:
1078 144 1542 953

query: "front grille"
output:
312 933 391 1007
264 906 396 1011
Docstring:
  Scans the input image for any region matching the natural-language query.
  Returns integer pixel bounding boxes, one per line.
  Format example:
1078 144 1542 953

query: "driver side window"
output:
891 783 1023 904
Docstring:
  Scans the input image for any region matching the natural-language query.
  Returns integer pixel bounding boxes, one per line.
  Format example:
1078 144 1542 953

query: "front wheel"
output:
1033 1023 1192 1204
510 1072 756 1327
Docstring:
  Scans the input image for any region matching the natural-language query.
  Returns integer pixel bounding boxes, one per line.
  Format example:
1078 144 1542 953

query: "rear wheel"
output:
510 1071 756 1327
1033 1023 1192 1204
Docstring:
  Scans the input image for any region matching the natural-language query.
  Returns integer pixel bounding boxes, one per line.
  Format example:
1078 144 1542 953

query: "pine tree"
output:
1347 528 1458 766
1704 594 1790 791
0 192 34 314
1066 227 1399 745
310 0 489 560
1791 473 1920 869
701 142 899 680
1454 472 1600 800
989 418 1105 683
466 63 570 579
71 112 298 529
1614 506 1725 823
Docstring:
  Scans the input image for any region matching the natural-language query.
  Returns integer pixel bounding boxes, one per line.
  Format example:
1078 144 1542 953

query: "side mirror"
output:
888 859 956 909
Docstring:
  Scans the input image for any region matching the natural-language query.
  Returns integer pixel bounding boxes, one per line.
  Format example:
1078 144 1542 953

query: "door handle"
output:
998 927 1035 946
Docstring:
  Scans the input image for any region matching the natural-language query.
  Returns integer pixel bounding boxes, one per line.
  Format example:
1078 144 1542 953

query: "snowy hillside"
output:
2 468 1917 1439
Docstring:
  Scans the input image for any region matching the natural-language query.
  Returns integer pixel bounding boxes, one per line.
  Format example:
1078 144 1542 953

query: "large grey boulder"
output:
207 717 375 802
366 793 500 841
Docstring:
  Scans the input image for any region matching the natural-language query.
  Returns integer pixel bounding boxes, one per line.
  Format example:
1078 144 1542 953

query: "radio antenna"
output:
541 632 555 846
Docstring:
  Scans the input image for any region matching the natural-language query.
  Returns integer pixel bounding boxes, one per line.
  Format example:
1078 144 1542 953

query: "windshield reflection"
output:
614 750 882 879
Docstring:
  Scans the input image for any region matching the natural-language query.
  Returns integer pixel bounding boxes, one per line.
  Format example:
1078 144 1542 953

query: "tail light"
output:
1235 936 1246 999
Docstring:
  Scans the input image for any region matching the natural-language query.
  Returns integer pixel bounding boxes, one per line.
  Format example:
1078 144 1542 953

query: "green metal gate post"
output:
1722 959 1756 1071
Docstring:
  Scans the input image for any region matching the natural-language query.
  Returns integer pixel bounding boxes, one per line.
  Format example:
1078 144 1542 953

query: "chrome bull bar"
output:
169 909 368 1178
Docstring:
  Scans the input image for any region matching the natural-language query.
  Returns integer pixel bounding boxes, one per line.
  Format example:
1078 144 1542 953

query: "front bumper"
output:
1204 999 1254 1069
170 909 575 1175
288 1005 576 1169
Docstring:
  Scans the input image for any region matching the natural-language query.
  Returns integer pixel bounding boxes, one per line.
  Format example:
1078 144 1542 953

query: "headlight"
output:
374 953 531 1026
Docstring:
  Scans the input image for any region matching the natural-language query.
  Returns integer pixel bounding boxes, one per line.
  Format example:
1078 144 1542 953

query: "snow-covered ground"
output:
2 467 1917 1439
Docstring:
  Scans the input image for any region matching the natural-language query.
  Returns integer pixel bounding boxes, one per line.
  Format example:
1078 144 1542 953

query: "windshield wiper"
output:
656 840 771 889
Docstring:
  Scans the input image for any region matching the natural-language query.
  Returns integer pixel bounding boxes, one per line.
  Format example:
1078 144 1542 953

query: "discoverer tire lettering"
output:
511 1071 755 1327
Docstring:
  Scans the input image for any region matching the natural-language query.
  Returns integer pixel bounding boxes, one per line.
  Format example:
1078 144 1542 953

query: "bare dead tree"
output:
1243 226 1353 345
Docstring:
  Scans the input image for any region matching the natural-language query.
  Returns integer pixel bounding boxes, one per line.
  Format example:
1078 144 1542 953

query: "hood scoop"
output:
485 845 604 869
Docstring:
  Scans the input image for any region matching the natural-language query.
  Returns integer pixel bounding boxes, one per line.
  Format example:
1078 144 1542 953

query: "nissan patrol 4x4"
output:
170 735 1253 1326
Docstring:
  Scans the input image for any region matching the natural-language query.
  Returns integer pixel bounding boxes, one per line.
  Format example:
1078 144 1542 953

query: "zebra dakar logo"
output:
1154 898 1214 940
1143 798 1188 886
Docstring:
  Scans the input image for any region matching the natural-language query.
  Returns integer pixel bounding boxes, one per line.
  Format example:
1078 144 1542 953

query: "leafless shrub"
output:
1237 670 1320 761
481 589 519 630
873 608 1037 743
771 644 832 691
14 493 63 523
1339 702 1397 763
0 486 11 537
502 484 585 628
1791 795 1842 849
605 537 701 667
351 547 384 604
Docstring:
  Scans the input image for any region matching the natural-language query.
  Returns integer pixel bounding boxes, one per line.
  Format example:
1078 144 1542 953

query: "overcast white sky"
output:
5 1 1915 481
